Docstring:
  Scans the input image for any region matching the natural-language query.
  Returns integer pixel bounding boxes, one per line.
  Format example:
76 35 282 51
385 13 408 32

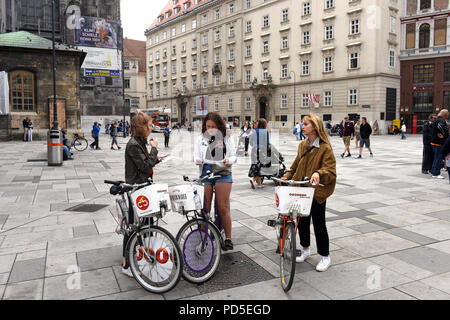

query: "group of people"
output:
422 109 450 181
105 121 130 138
339 116 374 159
120 111 337 277
22 117 33 142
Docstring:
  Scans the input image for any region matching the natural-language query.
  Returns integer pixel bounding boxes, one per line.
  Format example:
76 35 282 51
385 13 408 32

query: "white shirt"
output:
194 134 237 165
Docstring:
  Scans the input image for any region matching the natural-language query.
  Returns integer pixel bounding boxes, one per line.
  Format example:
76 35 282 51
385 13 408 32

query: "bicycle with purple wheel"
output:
169 171 227 284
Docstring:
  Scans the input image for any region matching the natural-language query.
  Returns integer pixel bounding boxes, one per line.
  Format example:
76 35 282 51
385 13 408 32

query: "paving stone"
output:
384 228 438 246
297 259 412 300
16 250 47 262
350 202 389 210
88 288 165 300
420 272 450 294
45 253 78 277
3 279 43 300
354 288 416 300
0 215 8 225
0 254 16 273
348 223 386 233
77 246 122 272
426 240 450 255
368 254 434 281
110 265 142 293
395 281 450 300
8 258 46 284
73 225 99 238
43 267 120 300
390 247 450 274
0 273 8 285
427 210 450 222
162 279 202 300
403 221 450 241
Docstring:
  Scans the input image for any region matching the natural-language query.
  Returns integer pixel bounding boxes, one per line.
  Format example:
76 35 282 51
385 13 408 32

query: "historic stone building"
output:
0 0 125 135
400 0 450 134
124 38 147 114
0 31 86 139
145 0 402 133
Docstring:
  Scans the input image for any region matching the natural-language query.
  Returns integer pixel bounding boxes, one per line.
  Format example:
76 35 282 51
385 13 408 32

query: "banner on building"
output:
308 94 320 108
0 71 10 115
73 16 121 49
196 95 209 116
84 69 121 78
80 47 122 70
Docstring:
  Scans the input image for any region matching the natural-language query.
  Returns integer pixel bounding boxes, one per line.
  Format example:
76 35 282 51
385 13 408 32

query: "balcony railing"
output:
401 45 450 58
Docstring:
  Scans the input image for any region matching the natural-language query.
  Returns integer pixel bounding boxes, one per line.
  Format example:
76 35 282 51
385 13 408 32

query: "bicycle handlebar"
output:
271 177 324 187
183 170 225 184
104 178 153 189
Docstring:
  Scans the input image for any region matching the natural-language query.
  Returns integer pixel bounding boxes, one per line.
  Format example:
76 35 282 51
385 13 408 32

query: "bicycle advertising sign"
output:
275 186 315 217
131 184 172 218
169 185 205 213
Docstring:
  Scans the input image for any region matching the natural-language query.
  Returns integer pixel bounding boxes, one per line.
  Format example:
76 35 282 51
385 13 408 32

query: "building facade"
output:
400 0 450 133
145 0 402 133
124 38 147 113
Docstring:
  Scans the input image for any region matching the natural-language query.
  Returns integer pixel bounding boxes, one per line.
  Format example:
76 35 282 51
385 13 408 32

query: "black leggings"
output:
298 199 330 257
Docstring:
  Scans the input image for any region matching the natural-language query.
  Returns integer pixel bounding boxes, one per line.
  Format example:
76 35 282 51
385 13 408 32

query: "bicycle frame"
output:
278 215 301 255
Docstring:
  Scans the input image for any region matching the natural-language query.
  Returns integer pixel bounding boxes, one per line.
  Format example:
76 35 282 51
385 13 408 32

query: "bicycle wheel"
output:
127 226 183 294
280 222 296 292
73 138 88 151
176 218 221 284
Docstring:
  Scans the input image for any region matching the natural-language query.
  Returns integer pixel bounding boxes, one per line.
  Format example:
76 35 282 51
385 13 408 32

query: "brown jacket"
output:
283 140 337 204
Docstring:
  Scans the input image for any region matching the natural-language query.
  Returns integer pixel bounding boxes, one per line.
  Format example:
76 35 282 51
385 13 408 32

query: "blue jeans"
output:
201 164 233 184
431 145 443 176
295 132 300 140
401 132 406 139
300 131 306 140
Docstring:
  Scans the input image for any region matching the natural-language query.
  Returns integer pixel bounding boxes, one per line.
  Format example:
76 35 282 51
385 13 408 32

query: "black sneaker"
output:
341 153 345 159
346 154 352 158
356 155 362 159
224 239 234 251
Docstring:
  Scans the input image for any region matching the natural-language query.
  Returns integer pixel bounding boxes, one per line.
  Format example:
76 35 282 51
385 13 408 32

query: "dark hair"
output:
362 117 367 121
202 112 227 138
257 118 268 129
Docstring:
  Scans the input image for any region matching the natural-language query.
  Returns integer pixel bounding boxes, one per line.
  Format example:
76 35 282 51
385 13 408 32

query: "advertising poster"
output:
80 47 122 78
196 96 208 116
74 16 120 49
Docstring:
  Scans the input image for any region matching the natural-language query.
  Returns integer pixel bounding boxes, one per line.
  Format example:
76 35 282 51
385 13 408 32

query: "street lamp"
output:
289 71 296 128
51 0 58 130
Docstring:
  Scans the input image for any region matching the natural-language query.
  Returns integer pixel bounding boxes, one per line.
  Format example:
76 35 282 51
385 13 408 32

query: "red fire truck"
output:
146 111 170 130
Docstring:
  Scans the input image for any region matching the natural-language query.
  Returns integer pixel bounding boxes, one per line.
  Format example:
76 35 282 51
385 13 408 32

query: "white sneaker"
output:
296 249 311 263
432 175 445 179
316 256 331 272
122 267 134 278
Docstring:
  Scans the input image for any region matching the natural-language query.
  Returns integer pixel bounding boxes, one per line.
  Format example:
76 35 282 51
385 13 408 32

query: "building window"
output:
10 71 35 112
302 60 310 75
246 97 251 110
349 52 359 69
263 41 269 53
444 63 450 82
229 48 235 60
324 56 333 72
413 64 435 83
281 36 289 49
324 91 332 107
202 77 207 88
124 79 130 89
192 38 197 48
282 9 289 23
202 33 208 45
202 55 208 66
228 98 233 110
124 61 130 70
228 72 235 84
420 0 431 10
281 94 288 108
413 91 434 113
215 51 221 63
262 67 269 80
390 16 396 34
192 19 197 29
389 49 395 68
246 45 252 57
246 20 252 33
349 89 358 105
406 23 416 49
229 26 235 38
215 75 221 86
302 31 311 45
246 70 252 83
215 30 221 41
216 9 220 20
229 3 235 14
246 0 251 9
325 0 334 9
350 19 360 35
434 18 447 46
303 2 311 16
302 93 309 107
281 64 288 78
263 15 269 28
182 24 186 32
443 91 450 109
215 100 219 111
192 78 197 90
325 25 334 40
419 23 430 48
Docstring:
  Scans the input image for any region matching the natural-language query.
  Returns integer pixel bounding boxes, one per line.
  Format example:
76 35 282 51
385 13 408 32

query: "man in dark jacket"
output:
90 122 101 150
422 114 436 174
430 109 449 179
357 117 373 159
340 116 355 158
23 118 30 142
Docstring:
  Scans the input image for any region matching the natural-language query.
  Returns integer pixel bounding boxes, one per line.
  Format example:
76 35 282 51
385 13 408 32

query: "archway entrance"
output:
259 97 268 120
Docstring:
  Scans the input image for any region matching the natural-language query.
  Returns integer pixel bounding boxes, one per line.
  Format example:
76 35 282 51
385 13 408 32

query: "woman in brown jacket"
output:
282 114 337 272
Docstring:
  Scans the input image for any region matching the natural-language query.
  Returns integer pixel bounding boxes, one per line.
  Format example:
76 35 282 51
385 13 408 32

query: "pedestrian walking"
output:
248 119 271 189
430 109 449 179
340 116 355 158
282 114 337 272
401 122 407 140
294 122 301 141
110 122 121 150
373 120 379 135
354 119 361 149
22 117 30 142
357 117 373 159
90 122 101 150
164 126 171 148
27 118 33 142
422 114 437 174
300 122 306 140
241 121 252 156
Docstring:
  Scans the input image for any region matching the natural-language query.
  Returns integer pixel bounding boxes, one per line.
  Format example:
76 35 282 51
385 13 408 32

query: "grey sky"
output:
121 0 168 41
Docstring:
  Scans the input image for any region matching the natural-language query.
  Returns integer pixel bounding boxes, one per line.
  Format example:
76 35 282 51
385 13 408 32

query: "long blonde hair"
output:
303 113 331 145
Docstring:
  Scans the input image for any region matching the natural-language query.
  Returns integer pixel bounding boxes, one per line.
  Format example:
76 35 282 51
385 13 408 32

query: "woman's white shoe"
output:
122 267 134 278
296 249 311 263
316 256 331 272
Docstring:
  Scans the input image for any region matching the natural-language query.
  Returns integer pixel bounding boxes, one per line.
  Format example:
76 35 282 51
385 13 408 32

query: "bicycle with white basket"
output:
168 170 227 284
267 177 323 292
105 178 183 294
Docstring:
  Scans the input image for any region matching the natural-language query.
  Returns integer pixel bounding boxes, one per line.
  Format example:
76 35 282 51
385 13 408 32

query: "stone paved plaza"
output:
0 130 449 300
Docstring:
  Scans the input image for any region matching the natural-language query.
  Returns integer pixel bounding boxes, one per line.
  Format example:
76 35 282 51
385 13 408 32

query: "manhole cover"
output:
65 204 109 213
197 251 275 294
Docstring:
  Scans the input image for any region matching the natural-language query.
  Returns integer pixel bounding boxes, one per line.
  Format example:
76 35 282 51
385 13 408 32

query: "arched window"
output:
420 0 431 10
9 71 35 112
419 23 430 48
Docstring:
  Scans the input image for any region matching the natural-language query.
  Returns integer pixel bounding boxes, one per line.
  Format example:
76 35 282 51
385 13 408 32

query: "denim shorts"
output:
201 164 233 185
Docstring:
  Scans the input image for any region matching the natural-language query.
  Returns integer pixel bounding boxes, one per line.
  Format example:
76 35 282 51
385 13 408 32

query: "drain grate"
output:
65 204 109 213
196 251 275 294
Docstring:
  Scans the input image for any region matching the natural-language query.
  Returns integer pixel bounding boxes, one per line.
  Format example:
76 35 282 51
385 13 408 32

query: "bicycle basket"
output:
275 186 315 217
168 185 205 214
130 184 172 218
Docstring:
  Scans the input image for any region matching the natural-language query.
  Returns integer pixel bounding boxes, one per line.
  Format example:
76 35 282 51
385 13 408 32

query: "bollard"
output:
48 129 63 167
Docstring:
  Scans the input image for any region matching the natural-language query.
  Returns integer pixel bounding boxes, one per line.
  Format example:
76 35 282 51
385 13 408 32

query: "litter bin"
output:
48 129 63 167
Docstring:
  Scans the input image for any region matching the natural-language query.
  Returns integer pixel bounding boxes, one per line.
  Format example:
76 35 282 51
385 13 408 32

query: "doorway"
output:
259 97 268 120
180 103 187 126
